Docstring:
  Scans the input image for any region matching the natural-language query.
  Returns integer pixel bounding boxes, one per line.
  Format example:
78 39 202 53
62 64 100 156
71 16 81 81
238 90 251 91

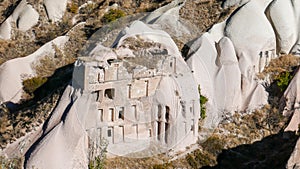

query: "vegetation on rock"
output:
275 71 293 92
0 156 22 169
101 9 126 24
198 85 208 119
22 76 47 96
88 138 108 169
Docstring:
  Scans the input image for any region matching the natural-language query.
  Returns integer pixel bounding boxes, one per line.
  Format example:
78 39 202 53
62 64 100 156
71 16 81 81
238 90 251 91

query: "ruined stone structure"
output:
72 52 200 156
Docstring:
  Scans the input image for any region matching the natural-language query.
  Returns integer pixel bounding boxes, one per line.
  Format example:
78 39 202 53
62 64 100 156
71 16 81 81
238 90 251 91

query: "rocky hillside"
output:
0 0 300 168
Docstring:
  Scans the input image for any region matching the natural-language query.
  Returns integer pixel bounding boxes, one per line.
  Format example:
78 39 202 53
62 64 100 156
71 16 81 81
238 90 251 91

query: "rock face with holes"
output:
25 21 200 169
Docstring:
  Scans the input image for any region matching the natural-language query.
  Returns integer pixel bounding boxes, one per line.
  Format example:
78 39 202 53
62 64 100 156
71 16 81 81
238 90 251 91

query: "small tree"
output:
276 71 292 92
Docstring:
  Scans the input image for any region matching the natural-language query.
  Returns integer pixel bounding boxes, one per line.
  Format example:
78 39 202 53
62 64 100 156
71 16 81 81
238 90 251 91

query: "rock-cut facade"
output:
72 50 200 156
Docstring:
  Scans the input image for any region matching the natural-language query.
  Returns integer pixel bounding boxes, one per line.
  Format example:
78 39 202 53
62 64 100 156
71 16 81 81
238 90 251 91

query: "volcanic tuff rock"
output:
25 20 200 169
0 0 39 39
0 0 300 168
282 67 300 132
0 36 69 103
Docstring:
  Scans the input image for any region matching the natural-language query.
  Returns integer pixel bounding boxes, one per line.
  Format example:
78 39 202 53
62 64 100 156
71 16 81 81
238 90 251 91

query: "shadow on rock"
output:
202 131 299 169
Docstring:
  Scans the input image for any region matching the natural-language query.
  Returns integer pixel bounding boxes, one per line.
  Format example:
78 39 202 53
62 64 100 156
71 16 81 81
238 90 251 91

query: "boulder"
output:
16 5 39 31
0 0 39 39
268 0 298 54
44 0 67 22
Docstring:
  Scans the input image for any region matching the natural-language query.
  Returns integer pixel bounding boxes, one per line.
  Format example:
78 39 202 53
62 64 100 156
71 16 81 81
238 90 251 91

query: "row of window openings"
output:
106 125 153 143
107 126 169 143
94 81 150 102
94 88 115 101
93 59 175 84
99 105 137 122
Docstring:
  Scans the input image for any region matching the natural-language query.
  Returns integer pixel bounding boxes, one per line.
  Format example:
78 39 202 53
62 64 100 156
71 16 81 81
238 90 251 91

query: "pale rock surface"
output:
222 0 250 8
186 34 243 138
268 0 298 54
282 68 300 168
88 45 118 64
25 86 90 169
186 4 272 130
115 21 182 58
44 0 67 22
0 18 12 39
290 0 300 56
16 5 39 31
287 138 300 169
224 0 276 75
208 21 226 42
143 0 199 43
0 36 69 104
0 0 39 39
25 20 200 167
142 0 185 24
282 68 300 132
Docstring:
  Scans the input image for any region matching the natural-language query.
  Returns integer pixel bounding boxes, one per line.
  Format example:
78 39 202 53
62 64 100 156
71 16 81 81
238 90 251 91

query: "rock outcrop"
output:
282 67 300 132
267 0 300 55
287 138 300 169
1 0 300 168
283 67 300 168
25 20 200 168
0 36 69 103
44 0 67 22
0 0 39 39
222 0 250 8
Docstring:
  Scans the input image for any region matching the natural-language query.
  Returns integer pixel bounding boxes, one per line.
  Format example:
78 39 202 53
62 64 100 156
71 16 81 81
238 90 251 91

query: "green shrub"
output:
276 71 293 92
102 9 126 24
23 77 47 95
198 85 208 119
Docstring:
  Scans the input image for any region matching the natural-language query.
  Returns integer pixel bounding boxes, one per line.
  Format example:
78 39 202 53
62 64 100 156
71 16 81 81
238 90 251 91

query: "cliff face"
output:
0 0 300 168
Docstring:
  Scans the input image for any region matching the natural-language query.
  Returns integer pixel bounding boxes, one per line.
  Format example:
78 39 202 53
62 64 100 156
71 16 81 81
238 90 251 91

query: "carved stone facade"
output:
73 54 200 156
